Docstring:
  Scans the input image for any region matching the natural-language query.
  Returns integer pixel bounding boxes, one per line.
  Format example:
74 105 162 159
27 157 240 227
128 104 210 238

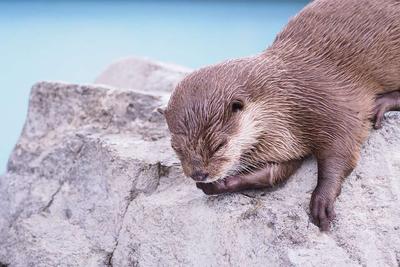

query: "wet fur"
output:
165 0 400 230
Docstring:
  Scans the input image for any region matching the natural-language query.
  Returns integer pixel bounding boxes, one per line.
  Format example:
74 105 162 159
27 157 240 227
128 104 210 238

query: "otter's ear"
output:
231 100 244 113
157 106 167 116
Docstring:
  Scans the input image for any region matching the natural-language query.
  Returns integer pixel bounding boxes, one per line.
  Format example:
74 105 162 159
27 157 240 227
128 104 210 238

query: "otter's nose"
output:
191 171 209 182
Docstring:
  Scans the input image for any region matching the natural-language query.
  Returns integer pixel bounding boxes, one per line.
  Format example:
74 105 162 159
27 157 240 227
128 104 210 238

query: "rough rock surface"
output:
94 57 191 102
0 59 399 267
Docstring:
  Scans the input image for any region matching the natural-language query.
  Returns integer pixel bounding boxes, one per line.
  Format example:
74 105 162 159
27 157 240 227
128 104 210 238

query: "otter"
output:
163 0 400 231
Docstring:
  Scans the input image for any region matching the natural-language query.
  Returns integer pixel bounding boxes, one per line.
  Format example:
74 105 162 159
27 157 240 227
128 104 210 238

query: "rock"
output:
0 80 176 267
0 58 399 267
94 57 191 103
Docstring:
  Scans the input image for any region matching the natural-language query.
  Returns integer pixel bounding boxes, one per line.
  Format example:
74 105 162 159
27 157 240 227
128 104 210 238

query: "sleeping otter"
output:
163 0 400 231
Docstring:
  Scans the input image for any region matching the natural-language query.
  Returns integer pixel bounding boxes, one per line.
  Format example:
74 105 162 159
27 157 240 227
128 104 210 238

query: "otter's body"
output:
164 0 400 231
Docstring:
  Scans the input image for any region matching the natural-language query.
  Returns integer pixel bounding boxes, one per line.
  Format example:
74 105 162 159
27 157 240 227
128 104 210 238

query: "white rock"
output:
0 58 399 267
94 57 191 103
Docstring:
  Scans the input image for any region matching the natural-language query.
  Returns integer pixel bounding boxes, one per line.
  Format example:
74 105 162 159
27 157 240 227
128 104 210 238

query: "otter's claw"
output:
310 192 336 231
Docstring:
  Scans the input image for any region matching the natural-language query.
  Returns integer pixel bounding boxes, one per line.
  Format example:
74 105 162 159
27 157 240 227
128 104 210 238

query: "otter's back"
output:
274 0 400 91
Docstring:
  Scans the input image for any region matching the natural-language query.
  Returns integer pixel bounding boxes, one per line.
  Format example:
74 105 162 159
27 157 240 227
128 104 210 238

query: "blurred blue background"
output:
0 0 307 173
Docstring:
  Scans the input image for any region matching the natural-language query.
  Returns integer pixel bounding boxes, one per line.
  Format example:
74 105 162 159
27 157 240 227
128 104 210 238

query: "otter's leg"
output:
196 159 303 195
311 147 361 231
373 90 400 129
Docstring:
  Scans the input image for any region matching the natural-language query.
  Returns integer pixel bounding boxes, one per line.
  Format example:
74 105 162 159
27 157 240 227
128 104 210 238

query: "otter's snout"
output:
190 171 209 182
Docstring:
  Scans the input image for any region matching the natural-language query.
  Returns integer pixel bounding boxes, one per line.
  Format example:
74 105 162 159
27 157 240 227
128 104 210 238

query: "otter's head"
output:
164 58 303 183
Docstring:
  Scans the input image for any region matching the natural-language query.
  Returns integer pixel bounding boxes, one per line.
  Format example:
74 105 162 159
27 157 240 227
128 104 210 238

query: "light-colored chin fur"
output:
198 161 281 184
196 177 225 184
197 102 268 184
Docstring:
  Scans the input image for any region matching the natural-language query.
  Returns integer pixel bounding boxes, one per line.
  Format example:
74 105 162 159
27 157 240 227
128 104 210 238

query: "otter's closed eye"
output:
214 140 227 154
231 100 244 113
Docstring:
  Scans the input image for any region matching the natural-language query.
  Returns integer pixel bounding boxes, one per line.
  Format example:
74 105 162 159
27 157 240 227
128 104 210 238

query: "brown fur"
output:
164 0 400 231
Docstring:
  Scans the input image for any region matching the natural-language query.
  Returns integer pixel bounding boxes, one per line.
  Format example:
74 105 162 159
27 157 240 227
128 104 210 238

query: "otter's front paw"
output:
310 192 336 231
196 182 221 195
196 176 243 195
